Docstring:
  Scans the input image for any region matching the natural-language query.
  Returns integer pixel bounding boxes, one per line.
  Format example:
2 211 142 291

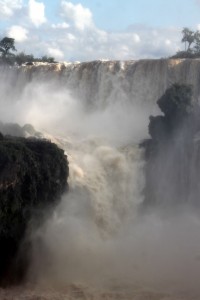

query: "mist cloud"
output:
1 63 200 297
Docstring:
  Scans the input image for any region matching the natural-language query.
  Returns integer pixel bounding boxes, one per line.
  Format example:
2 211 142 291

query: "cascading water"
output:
1 59 200 299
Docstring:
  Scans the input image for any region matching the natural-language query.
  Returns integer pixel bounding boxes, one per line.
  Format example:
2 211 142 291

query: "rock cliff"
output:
0 134 68 284
142 83 200 209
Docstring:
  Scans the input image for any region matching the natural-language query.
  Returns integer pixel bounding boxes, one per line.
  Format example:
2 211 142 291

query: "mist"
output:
1 64 200 297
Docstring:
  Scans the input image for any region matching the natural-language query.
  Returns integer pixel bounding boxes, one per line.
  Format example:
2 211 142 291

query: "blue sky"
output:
40 0 200 30
0 0 200 61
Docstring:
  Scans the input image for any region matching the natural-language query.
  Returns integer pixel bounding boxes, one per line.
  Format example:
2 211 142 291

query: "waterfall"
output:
1 59 200 297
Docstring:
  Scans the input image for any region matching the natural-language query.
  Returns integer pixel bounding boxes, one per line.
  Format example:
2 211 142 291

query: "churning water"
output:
1 60 200 299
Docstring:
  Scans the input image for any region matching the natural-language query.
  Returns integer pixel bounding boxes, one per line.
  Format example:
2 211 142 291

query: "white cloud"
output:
0 0 22 18
17 25 179 62
47 47 64 59
66 33 76 41
12 22 180 62
0 1 181 62
60 1 93 31
165 39 171 46
7 25 28 42
28 0 46 27
52 22 70 29
95 29 108 43
133 33 140 43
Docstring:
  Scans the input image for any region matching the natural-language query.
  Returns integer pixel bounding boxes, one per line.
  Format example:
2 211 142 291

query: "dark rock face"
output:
0 121 41 137
0 135 68 284
142 84 200 209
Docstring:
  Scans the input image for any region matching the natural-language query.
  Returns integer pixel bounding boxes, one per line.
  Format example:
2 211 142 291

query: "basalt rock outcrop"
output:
142 83 200 209
0 121 42 138
0 134 68 284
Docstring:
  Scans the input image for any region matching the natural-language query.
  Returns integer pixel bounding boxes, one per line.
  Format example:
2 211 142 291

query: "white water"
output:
1 60 200 299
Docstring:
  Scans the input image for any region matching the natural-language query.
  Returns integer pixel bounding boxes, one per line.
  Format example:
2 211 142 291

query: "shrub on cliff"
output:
0 135 68 284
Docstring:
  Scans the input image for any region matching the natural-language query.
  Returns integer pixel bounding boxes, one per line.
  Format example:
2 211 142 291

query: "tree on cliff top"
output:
171 28 200 58
0 36 56 65
181 28 196 51
0 37 16 58
181 27 200 53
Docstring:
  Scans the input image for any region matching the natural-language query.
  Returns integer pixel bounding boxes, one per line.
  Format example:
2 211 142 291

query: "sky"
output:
1 0 200 62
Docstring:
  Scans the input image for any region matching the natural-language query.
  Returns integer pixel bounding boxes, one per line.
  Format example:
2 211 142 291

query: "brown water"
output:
1 283 199 300
1 60 200 299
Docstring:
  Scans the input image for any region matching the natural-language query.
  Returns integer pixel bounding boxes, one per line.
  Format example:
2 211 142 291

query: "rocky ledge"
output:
0 133 69 285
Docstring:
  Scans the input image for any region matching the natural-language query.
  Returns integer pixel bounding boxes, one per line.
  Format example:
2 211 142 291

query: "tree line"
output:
0 37 56 65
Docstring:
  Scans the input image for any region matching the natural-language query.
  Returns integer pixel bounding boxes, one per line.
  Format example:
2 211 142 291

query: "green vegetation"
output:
172 27 200 59
0 134 68 284
0 37 16 58
0 36 56 66
14 52 56 65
